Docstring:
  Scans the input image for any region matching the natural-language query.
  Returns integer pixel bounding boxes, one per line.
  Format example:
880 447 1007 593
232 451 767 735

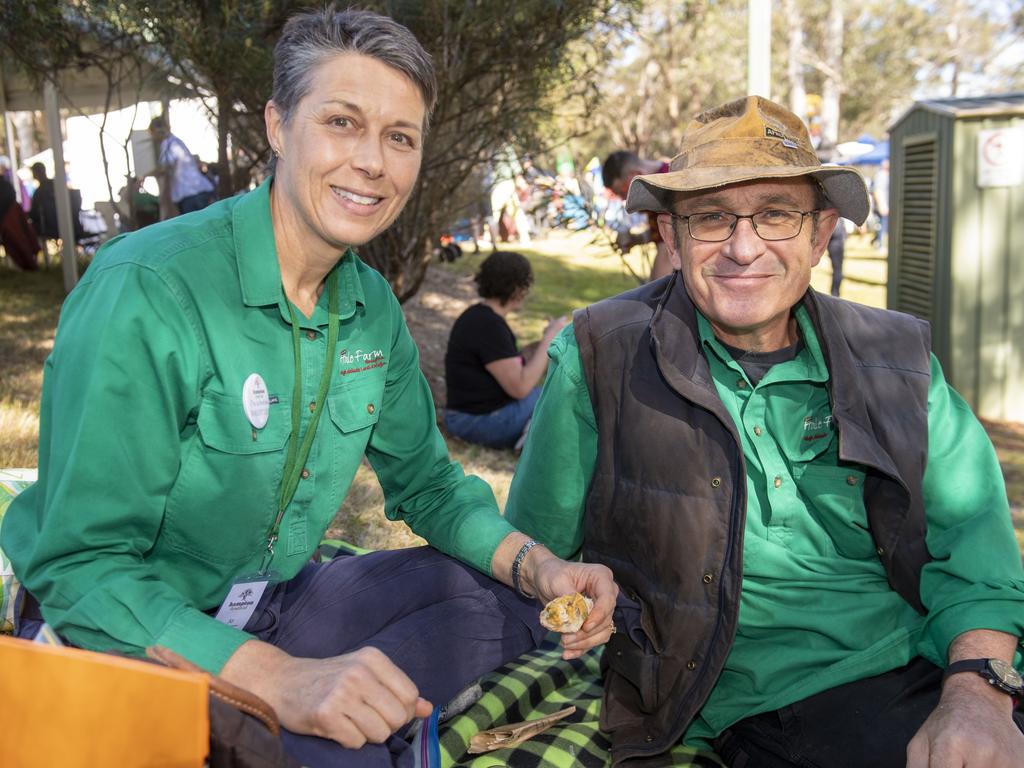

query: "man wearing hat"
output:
505 96 1024 767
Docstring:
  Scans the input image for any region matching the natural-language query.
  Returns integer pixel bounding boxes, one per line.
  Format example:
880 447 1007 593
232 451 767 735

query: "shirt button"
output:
846 475 858 486
702 573 714 584
736 379 746 389
773 475 782 488
753 426 763 436
308 400 316 413
711 476 722 488
367 403 375 414
305 330 317 341
300 468 310 479
686 660 697 670
876 546 885 556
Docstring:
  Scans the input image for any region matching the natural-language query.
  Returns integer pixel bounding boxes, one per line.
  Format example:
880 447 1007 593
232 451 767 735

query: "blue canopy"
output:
836 140 889 166
855 140 889 165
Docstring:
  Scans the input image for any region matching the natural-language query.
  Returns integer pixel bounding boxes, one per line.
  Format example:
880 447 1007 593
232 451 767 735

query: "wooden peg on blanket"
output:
467 706 577 753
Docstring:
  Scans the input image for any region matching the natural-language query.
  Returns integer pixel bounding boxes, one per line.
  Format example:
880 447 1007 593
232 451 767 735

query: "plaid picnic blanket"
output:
437 639 724 767
0 469 36 634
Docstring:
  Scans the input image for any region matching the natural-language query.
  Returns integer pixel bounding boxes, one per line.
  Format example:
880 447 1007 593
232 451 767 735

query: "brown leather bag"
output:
147 646 301 768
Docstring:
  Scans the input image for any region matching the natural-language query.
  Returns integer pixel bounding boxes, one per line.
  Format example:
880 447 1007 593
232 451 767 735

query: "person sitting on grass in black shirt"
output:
444 251 567 449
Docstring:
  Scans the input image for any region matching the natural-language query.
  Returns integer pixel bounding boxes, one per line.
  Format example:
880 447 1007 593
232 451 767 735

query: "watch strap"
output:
942 658 990 684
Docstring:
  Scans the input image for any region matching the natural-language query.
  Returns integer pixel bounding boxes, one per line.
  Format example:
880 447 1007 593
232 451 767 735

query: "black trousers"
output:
827 236 844 297
712 656 1024 768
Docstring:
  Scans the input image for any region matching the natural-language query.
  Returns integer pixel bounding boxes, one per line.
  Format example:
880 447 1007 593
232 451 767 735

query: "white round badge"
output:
242 373 270 430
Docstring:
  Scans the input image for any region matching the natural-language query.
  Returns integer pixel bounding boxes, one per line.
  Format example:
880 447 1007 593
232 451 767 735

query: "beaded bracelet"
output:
511 539 540 598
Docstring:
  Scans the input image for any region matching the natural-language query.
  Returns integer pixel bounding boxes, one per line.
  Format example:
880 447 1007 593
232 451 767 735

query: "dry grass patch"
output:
0 268 63 467
328 438 520 551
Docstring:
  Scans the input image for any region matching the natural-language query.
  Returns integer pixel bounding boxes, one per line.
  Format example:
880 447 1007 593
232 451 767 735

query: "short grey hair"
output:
271 6 437 127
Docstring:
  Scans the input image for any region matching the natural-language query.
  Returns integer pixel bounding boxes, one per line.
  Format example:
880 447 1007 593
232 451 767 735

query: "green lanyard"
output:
261 269 341 574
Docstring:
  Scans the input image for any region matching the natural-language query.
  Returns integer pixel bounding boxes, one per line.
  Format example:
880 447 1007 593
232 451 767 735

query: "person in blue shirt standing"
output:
148 115 217 215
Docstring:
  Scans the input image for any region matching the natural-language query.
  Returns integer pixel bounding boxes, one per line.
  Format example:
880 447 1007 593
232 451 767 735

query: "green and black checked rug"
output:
438 638 724 767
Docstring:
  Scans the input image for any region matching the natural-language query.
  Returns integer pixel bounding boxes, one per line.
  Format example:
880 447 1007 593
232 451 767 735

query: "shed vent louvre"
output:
896 139 938 321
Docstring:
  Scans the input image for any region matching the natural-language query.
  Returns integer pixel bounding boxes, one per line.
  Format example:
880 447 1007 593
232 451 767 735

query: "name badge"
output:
213 579 270 629
242 373 270 429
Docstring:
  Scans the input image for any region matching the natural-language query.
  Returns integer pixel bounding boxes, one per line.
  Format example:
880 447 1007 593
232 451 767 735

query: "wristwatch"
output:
942 658 1024 697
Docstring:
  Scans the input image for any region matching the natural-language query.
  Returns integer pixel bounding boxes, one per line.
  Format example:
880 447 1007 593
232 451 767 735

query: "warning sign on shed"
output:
977 127 1024 188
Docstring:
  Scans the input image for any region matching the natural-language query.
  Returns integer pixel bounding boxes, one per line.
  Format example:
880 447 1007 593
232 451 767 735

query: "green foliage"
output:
0 0 628 303
131 0 291 190
576 0 1024 161
350 0 628 300
568 0 749 162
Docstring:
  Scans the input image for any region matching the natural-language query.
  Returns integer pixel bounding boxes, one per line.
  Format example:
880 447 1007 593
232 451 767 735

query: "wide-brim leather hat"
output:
626 96 870 225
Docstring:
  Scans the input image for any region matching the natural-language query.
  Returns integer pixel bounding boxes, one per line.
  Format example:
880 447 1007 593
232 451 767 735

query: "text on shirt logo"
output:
339 348 386 376
802 413 834 443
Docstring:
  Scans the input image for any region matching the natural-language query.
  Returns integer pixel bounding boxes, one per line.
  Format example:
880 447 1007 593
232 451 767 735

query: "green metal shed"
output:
888 92 1024 422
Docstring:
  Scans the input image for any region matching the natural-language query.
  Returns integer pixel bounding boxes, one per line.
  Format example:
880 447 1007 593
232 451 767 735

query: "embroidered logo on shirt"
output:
339 348 386 376
802 413 834 443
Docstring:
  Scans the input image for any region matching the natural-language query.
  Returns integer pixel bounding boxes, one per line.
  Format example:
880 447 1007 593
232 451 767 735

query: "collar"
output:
233 177 366 322
695 305 828 386
650 279 904 479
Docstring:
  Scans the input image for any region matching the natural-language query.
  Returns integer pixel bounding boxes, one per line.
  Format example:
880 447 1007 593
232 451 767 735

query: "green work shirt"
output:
507 308 1024 746
3 178 515 673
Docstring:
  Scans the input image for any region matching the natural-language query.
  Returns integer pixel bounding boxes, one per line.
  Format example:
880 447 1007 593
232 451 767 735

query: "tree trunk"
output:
947 0 966 97
13 112 37 158
820 0 844 151
783 0 806 122
217 95 233 197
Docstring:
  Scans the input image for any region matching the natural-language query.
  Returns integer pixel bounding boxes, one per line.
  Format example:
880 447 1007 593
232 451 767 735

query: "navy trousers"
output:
245 546 545 767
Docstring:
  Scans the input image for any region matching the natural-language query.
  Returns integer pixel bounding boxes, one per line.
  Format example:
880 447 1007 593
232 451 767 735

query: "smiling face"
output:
657 178 837 351
265 52 425 262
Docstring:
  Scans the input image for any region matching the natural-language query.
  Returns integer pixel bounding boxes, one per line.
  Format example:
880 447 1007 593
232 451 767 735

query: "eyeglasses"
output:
670 209 820 242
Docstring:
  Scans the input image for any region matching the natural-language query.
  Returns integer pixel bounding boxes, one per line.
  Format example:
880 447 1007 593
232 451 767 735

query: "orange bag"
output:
0 634 209 767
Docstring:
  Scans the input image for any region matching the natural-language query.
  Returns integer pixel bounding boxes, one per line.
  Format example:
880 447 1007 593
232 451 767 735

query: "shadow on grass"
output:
0 269 65 405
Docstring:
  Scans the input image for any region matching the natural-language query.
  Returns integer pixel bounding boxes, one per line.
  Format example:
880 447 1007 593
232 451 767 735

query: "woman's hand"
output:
542 315 569 343
487 315 571 399
222 641 433 749
523 545 619 660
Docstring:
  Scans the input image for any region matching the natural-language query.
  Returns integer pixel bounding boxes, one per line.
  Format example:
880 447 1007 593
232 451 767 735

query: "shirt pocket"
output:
326 380 383 500
164 391 290 566
796 464 875 559
327 379 383 433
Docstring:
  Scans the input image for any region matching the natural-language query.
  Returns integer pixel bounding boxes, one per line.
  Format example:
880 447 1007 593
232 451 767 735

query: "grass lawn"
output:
0 269 64 468
2 232 1022 552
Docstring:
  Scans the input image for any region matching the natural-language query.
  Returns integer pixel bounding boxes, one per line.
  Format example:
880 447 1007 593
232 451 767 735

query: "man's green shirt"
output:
3 179 515 673
507 308 1024 745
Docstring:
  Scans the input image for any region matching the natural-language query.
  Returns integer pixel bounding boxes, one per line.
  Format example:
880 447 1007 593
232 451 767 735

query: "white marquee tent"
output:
1 25 196 290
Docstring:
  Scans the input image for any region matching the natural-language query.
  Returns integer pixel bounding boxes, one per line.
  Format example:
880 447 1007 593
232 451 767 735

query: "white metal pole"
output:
0 61 23 206
44 78 78 292
747 0 772 98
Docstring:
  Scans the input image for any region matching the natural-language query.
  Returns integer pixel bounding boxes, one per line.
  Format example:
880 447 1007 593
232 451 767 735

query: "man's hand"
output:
906 673 1023 767
906 629 1024 767
222 641 432 749
521 543 619 660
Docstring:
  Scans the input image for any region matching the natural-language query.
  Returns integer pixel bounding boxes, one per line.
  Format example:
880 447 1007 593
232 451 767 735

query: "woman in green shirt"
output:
3 8 617 766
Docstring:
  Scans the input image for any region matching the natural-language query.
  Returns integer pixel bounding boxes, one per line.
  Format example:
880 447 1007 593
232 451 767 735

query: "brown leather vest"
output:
573 275 933 766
